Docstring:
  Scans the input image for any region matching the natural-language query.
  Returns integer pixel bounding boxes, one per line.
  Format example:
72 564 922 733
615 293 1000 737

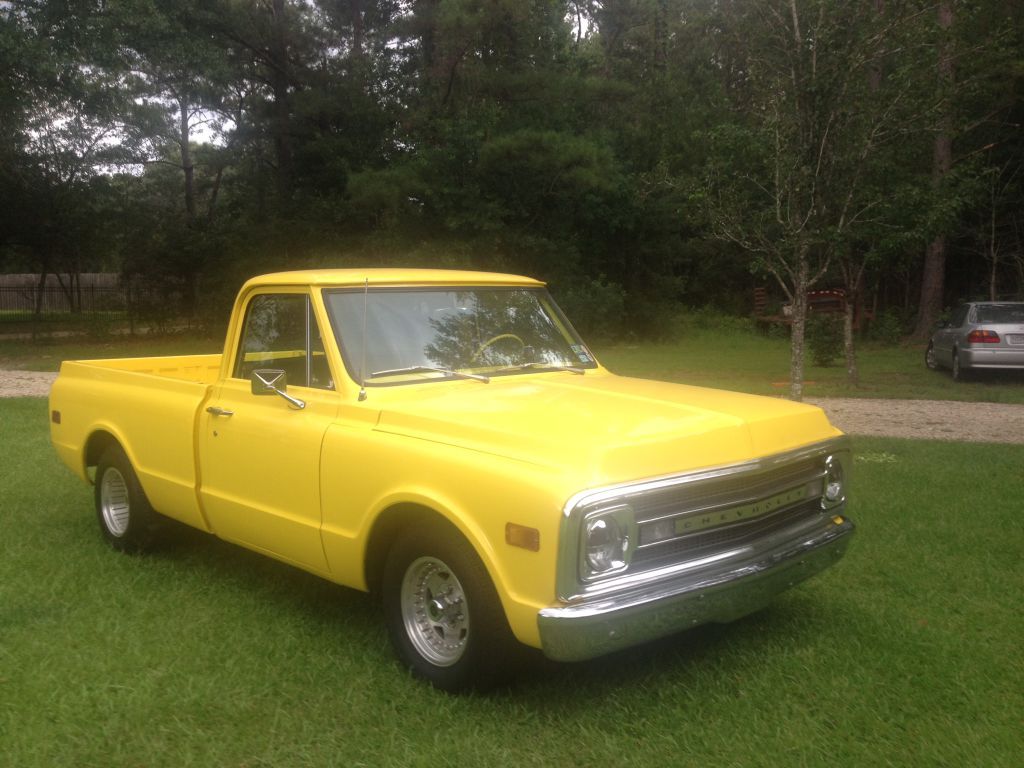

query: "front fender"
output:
319 423 572 648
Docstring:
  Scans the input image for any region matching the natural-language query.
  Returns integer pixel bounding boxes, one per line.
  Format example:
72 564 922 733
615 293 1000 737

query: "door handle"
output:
206 406 234 417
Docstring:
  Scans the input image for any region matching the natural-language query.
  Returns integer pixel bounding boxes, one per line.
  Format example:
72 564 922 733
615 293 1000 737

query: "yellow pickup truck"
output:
50 269 854 691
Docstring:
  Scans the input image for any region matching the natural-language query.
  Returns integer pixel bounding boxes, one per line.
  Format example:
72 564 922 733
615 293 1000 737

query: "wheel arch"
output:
83 428 130 479
363 502 471 594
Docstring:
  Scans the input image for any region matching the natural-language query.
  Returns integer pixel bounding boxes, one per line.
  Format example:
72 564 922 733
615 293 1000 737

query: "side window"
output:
234 294 334 390
950 306 970 328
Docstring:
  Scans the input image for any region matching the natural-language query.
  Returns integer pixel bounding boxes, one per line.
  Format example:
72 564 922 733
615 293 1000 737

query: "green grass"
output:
598 331 1024 403
0 333 223 372
4 326 1022 402
2 398 1021 767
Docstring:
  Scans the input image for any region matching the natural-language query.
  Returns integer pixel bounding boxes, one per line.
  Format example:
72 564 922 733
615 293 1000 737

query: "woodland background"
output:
2 1 1023 394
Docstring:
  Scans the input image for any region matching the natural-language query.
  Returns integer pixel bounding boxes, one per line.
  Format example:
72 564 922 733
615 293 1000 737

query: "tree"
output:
0 0 136 322
911 0 955 339
703 1 925 399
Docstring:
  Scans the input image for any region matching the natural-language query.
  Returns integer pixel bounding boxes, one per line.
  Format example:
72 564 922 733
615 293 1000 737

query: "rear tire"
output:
382 525 519 692
925 343 939 371
95 446 160 552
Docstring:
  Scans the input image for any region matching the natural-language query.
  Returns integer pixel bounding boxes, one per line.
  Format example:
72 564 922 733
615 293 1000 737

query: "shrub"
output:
807 314 843 367
669 306 756 338
867 308 907 344
552 277 627 341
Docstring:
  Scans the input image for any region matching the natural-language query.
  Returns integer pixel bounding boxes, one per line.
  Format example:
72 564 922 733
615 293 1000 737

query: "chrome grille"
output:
633 499 822 568
625 457 827 574
627 456 821 522
555 437 851 602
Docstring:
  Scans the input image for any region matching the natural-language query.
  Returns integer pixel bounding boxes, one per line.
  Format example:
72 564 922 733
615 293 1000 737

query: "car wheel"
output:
951 351 968 382
383 525 518 692
95 445 160 552
925 343 939 371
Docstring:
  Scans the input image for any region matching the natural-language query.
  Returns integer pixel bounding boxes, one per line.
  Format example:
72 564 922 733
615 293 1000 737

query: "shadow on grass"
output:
112 513 857 701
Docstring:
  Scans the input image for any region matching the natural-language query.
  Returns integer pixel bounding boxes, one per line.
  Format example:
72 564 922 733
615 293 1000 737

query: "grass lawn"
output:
2 398 1021 767
0 333 223 372
3 326 1022 403
598 333 1024 403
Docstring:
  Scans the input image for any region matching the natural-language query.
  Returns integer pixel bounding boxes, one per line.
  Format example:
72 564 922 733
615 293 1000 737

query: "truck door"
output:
199 291 338 573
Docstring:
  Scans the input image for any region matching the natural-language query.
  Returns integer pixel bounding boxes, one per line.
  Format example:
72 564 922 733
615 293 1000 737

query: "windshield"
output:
324 287 596 384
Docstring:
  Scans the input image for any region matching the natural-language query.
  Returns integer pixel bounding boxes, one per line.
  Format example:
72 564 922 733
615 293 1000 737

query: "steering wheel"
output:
471 333 525 363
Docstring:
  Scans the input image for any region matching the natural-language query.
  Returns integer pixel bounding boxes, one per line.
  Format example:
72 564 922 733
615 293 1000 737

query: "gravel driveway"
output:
4 370 1023 444
804 397 1024 445
1 370 59 399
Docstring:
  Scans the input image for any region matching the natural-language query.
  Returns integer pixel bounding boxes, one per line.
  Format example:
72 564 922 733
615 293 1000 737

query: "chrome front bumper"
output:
537 516 854 662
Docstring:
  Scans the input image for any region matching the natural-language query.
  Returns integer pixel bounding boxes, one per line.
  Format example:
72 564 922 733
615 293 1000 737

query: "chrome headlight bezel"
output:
821 454 847 510
578 504 637 581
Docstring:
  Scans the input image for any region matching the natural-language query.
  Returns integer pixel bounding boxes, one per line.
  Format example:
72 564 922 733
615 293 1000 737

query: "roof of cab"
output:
242 268 545 289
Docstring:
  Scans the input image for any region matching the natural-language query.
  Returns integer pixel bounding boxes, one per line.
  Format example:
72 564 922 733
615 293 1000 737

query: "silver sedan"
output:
926 302 1024 381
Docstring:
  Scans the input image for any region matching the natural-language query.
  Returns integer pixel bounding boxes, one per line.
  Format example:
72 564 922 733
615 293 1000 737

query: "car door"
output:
199 291 338 573
935 305 969 359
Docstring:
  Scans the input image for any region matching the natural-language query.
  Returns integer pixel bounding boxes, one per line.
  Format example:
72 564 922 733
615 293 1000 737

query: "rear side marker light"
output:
51 410 61 424
967 330 1000 344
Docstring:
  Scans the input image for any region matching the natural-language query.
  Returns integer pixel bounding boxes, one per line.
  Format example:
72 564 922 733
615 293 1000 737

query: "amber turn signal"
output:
505 522 540 552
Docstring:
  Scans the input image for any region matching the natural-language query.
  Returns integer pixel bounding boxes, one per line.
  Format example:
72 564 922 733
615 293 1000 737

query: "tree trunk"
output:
789 250 810 401
32 264 50 342
911 0 954 340
33 268 48 318
179 95 196 222
915 233 948 337
843 296 858 385
840 255 865 385
270 0 293 204
350 0 364 58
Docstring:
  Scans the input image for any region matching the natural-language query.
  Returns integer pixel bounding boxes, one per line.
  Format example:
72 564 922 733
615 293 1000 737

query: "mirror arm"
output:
272 387 306 410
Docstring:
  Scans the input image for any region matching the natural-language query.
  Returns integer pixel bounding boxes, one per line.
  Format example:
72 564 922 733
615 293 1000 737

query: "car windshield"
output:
974 304 1024 324
323 287 596 384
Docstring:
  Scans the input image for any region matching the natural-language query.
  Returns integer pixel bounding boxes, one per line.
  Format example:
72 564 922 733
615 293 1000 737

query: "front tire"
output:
383 526 518 692
95 445 160 552
925 343 939 370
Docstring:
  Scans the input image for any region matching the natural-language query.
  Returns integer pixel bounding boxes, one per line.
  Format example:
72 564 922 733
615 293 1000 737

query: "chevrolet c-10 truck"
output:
50 269 854 691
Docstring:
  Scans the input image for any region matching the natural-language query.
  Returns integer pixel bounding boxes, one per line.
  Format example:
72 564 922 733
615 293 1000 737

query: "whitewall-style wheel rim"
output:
100 468 131 537
400 556 470 667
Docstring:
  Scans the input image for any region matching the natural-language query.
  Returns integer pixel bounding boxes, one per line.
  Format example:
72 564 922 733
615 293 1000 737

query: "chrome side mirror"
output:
250 369 306 410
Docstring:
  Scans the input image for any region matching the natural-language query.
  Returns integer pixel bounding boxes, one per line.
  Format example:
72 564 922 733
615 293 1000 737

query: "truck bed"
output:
49 354 223 533
69 353 224 383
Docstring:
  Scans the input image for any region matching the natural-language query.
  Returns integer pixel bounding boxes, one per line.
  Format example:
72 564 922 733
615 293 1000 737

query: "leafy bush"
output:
867 308 907 344
671 306 756 337
552 277 627 341
807 314 843 367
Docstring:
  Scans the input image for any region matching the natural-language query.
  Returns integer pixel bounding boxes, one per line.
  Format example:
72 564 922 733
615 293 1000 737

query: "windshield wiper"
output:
368 365 490 383
497 362 585 375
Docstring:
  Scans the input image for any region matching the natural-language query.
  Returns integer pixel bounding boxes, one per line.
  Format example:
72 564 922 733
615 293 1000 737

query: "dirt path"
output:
3 370 1022 444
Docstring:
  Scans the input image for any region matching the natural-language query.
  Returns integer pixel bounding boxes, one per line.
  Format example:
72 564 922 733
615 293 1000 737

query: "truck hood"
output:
373 373 841 485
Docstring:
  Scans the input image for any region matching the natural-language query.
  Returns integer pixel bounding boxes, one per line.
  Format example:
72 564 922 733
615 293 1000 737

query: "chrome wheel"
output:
925 343 937 370
384 527 519 691
100 467 131 537
400 556 470 667
94 445 159 552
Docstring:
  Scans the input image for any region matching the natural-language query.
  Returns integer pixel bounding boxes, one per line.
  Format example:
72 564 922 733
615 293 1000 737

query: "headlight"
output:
580 505 636 579
822 455 847 510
